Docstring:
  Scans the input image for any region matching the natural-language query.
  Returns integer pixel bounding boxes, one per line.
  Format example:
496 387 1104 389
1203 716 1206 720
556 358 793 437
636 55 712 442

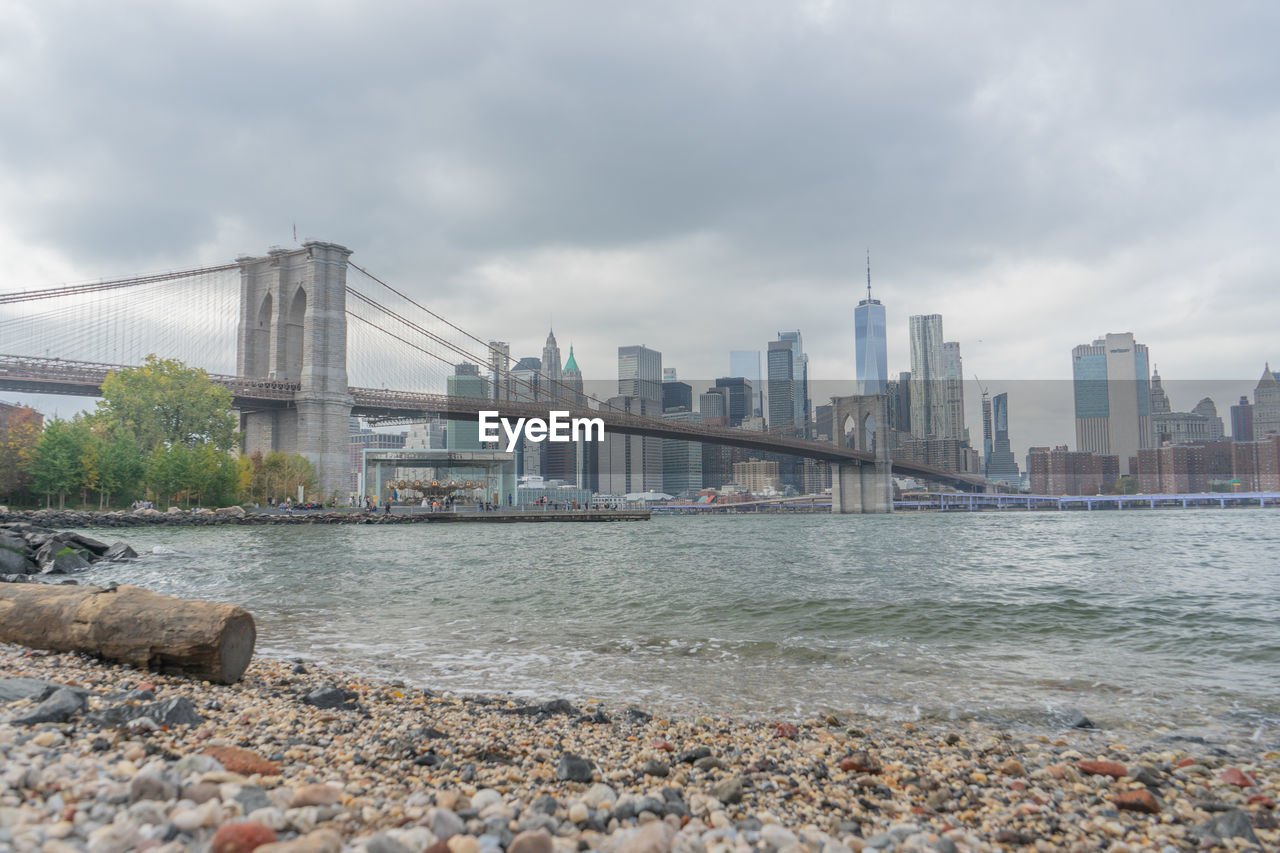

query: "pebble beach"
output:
1 643 1276 853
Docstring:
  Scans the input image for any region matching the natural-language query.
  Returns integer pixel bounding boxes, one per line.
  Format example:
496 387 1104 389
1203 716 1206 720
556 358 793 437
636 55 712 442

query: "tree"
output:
29 418 85 509
97 355 238 454
98 430 146 507
256 451 317 503
0 404 42 503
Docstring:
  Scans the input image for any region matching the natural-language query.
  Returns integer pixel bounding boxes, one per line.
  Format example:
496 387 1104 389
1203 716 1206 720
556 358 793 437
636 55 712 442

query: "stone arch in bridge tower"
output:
245 292 273 377
829 394 892 514
236 242 354 501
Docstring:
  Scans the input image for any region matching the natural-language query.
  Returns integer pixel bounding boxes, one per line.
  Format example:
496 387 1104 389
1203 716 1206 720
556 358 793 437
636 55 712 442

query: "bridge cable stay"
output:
0 267 239 373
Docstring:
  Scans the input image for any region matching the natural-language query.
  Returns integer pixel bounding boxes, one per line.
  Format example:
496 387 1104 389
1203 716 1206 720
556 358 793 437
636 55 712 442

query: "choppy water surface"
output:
77 511 1280 743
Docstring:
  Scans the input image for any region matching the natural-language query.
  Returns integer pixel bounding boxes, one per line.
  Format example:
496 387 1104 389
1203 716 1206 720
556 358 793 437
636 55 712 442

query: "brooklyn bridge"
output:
0 241 991 512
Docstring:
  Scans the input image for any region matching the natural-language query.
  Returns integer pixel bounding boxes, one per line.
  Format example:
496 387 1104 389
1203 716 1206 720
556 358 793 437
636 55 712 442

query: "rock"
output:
35 541 92 573
710 776 744 805
210 821 278 853
183 781 223 804
128 771 179 802
840 751 882 774
0 677 59 703
1218 766 1258 787
166 506 185 515
1077 760 1127 778
772 723 799 739
626 707 653 724
997 758 1025 777
92 696 203 728
508 829 554 853
582 783 617 809
1129 765 1163 788
676 747 711 764
256 829 342 853
365 835 413 853
447 836 480 853
642 759 670 777
432 806 467 840
63 532 109 556
236 786 274 814
103 542 139 561
175 753 225 777
501 699 577 716
11 686 86 724
471 789 503 811
617 820 676 853
1196 809 1259 844
1112 790 1160 814
556 753 593 782
204 746 281 776
216 506 248 517
1058 707 1095 729
761 824 799 849
302 686 359 710
290 783 343 808
0 543 37 575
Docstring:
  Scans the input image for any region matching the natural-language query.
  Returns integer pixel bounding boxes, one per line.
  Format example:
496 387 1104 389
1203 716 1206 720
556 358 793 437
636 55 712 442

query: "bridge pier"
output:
237 242 354 501
829 394 893 514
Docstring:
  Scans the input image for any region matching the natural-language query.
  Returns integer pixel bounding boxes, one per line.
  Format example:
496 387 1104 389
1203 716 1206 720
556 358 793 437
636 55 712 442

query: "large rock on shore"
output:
0 523 137 581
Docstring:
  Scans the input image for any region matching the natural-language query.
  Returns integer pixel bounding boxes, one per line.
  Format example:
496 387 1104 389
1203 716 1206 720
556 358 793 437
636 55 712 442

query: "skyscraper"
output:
618 345 662 403
942 340 965 441
541 329 563 402
908 314 945 438
766 340 795 433
1072 332 1154 473
488 341 511 402
446 363 487 451
1252 363 1280 438
713 377 752 426
777 331 809 431
985 392 1020 484
729 350 763 417
854 253 887 395
562 345 584 406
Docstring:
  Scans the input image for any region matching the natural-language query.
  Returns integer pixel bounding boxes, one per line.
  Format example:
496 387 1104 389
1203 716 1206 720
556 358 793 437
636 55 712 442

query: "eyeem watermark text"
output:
478 410 605 452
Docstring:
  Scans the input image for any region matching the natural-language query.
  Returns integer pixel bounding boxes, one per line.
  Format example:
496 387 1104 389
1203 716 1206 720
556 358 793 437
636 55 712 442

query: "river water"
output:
74 510 1280 744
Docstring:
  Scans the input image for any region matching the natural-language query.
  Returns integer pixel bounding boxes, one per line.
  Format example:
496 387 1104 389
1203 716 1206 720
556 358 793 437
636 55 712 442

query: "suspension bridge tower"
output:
236 242 354 501
830 394 893 513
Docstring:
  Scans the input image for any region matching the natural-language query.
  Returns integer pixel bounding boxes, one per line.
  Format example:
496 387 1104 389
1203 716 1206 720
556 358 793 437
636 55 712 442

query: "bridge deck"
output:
0 352 990 490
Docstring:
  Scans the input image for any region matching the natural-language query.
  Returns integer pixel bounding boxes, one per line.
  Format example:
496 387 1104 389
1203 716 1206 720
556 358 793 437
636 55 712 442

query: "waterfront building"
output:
729 350 764 417
488 341 512 402
541 329 563 402
404 418 446 450
662 410 703 497
985 392 1021 485
733 459 781 493
854 256 887 395
1232 435 1280 491
446 363 487 451
618 345 662 404
814 404 833 441
1136 446 1209 494
1230 396 1254 442
1252 363 1280 438
662 380 693 414
767 340 796 433
908 314 945 438
713 377 752 426
1027 447 1120 495
777 331 810 432
1072 332 1154 473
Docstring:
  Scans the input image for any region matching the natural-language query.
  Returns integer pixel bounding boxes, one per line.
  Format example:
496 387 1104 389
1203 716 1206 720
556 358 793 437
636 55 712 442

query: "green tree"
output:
96 355 238 453
0 404 42 504
29 417 85 509
258 451 317 503
98 430 146 507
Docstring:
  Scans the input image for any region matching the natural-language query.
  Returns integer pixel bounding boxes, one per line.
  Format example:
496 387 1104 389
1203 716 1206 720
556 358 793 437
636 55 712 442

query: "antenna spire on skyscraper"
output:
866 248 872 300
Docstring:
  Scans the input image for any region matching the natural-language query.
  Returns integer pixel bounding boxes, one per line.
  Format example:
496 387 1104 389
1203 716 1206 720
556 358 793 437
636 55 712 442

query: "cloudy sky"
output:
2 1 1277 450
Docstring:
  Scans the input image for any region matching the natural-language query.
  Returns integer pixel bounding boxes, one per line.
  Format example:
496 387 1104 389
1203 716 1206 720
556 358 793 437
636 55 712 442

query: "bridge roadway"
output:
0 353 988 491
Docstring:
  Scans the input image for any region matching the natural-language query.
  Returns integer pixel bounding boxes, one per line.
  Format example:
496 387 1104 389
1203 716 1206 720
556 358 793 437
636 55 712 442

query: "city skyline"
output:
1 3 1277 396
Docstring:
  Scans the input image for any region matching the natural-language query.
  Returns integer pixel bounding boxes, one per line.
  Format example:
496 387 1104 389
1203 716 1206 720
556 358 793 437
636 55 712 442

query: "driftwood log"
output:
0 584 255 684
